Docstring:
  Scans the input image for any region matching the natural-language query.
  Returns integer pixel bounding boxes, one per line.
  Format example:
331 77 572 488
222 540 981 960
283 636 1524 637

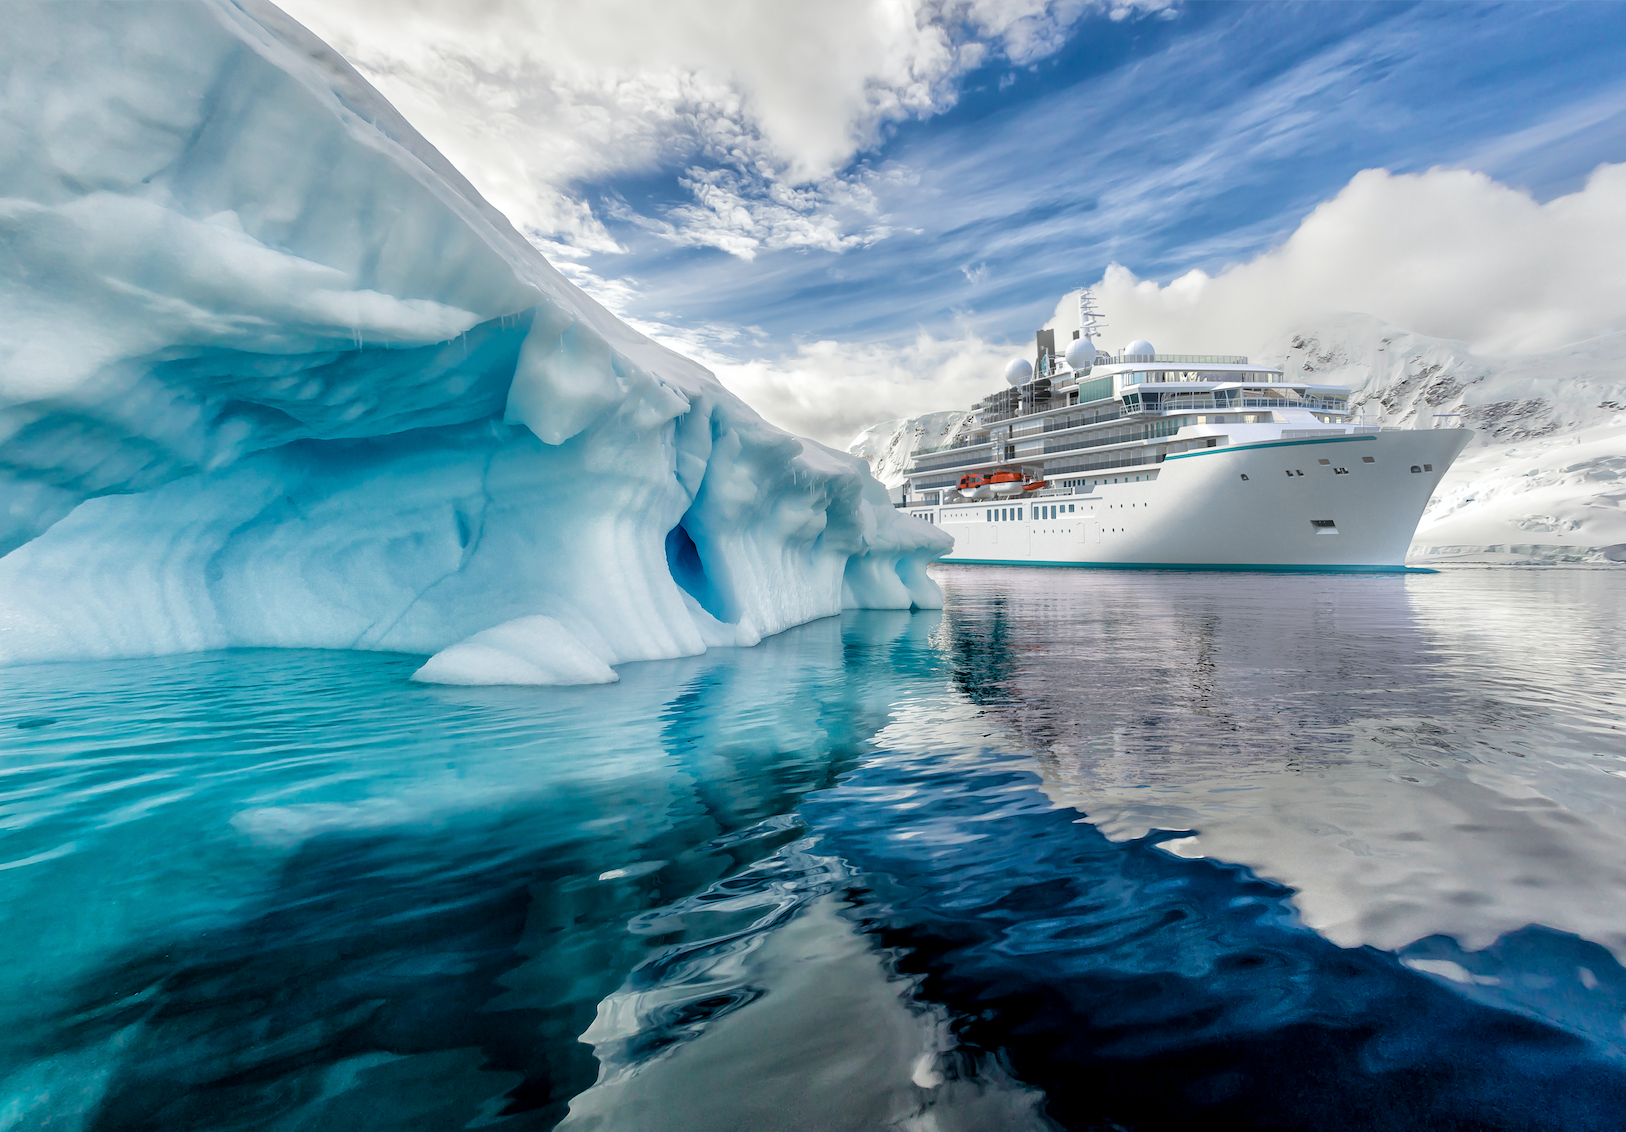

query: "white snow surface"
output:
0 1 948 682
1266 316 1626 564
848 411 973 488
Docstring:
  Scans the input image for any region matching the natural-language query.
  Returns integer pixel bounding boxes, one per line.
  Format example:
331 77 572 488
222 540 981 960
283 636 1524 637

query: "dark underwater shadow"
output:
805 748 1626 1131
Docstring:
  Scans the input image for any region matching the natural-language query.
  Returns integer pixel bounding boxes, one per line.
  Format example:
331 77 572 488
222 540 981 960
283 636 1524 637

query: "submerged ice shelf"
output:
0 1 947 684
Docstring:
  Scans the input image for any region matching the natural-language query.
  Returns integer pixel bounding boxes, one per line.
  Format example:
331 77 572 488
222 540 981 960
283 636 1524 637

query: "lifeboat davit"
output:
957 470 1046 500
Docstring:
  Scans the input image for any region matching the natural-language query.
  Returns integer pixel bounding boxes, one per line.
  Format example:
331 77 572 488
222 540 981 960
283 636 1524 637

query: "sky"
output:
280 0 1626 446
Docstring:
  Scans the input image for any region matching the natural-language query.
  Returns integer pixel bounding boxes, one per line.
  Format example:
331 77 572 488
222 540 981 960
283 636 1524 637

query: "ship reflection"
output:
933 562 1626 1004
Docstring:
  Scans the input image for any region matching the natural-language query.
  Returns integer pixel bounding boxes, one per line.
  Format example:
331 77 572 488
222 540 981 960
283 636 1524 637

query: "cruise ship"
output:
901 293 1470 569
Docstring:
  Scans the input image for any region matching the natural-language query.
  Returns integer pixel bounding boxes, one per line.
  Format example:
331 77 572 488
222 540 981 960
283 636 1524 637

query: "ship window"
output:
1284 470 1293 477
1424 464 1433 471
1240 474 1250 481
1362 456 1375 463
1410 465 1421 473
1311 519 1337 529
1018 508 1024 520
1318 458 1331 465
1068 504 1075 512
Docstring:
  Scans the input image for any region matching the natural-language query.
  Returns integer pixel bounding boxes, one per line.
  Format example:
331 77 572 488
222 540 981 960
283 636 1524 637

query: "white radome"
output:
1125 339 1156 358
1064 336 1098 370
1004 357 1034 385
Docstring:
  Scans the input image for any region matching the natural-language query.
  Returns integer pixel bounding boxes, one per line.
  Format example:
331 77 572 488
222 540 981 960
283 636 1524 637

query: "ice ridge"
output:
0 0 949 683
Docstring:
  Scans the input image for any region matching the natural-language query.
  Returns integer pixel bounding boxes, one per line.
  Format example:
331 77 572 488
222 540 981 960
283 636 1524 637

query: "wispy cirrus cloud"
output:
278 0 1176 258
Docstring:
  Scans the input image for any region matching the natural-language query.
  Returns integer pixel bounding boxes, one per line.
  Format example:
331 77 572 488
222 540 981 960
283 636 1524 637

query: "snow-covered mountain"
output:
1266 317 1626 564
0 1 948 685
851 317 1626 564
849 411 974 488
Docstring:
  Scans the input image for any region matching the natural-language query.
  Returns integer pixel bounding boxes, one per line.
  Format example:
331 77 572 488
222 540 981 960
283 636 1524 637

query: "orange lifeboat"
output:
957 470 1046 500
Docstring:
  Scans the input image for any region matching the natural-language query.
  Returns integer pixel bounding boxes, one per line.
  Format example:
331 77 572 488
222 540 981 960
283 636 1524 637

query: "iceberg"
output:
0 1 948 683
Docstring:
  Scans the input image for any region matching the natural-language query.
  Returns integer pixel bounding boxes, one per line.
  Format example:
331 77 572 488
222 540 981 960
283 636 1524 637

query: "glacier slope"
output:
849 411 974 489
0 0 948 683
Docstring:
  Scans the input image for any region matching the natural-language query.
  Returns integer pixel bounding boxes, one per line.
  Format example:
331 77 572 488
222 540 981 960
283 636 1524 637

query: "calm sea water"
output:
2 565 1624 1130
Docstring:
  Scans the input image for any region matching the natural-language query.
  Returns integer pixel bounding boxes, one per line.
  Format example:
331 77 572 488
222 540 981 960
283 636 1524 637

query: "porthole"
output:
1240 474 1250 481
1410 465 1422 473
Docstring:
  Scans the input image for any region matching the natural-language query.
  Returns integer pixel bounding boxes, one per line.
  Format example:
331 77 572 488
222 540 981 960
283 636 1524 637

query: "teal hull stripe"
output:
939 558 1430 574
1164 434 1378 460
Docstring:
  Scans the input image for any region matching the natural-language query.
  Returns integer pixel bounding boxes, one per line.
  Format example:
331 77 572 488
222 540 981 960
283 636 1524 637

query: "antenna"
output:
1077 286 1106 341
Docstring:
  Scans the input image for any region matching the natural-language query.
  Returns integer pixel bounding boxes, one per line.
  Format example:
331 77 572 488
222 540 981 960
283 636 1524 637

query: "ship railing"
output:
1130 395 1349 414
1108 353 1250 365
1043 408 1126 432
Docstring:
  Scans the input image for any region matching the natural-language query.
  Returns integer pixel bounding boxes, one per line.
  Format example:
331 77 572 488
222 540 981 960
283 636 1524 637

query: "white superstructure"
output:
901 292 1470 569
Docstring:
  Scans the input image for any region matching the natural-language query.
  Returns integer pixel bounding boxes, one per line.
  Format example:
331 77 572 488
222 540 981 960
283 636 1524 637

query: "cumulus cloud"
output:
1058 163 1626 358
663 326 1010 448
278 0 1172 257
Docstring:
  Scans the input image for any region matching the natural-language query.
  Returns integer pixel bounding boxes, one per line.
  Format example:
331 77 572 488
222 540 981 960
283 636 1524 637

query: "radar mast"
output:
1077 286 1106 343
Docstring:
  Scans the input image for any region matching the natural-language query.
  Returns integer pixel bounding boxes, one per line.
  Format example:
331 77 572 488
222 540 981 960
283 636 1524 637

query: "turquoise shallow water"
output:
1 566 1624 1129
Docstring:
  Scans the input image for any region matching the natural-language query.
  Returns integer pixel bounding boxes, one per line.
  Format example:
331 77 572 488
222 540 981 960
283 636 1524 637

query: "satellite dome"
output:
1063 336 1097 370
1004 356 1033 386
1125 339 1155 358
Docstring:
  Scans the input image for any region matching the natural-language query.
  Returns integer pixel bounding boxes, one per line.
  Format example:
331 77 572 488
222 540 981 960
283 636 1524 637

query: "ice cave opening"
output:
665 521 727 625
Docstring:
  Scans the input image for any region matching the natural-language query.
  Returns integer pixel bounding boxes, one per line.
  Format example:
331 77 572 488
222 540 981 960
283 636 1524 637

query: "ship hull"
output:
925 430 1471 569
